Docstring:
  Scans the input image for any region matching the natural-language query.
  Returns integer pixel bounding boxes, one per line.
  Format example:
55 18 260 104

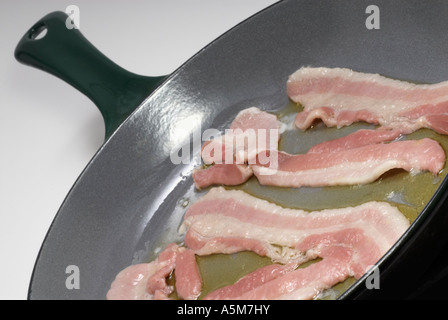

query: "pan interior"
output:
137 99 448 300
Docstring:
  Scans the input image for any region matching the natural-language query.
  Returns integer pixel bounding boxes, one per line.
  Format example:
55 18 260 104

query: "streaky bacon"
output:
192 107 282 189
287 67 448 134
251 138 445 188
174 248 202 300
201 107 281 164
204 246 354 300
107 243 179 300
106 263 154 300
183 187 409 300
106 244 202 300
182 187 410 264
203 263 299 300
307 128 403 154
192 164 253 190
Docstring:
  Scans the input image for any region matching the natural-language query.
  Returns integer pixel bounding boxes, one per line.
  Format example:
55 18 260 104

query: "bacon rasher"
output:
182 187 409 263
287 67 448 134
106 244 201 300
251 138 445 188
192 107 282 189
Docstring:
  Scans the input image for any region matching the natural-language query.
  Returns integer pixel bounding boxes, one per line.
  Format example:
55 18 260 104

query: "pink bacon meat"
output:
106 244 201 300
203 262 299 300
200 107 281 164
204 246 357 300
307 128 403 154
287 67 448 134
192 107 282 189
251 138 445 188
182 187 410 264
192 164 253 190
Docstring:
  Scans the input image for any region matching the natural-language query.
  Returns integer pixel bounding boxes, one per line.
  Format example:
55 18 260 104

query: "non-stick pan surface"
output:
18 0 448 300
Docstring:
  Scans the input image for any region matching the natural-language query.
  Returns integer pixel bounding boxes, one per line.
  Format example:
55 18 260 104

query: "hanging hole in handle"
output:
29 24 48 40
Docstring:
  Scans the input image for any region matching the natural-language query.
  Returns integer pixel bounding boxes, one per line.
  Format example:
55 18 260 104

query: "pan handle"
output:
14 11 168 139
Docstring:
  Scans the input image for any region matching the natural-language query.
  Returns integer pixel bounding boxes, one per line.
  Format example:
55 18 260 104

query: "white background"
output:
0 0 277 300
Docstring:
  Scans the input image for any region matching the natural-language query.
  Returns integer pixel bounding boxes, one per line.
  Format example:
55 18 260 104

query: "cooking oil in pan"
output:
169 102 448 300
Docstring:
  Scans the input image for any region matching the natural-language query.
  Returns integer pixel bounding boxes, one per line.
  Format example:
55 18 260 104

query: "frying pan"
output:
15 0 448 300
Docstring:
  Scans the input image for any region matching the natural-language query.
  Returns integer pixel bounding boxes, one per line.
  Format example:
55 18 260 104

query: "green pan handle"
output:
14 11 168 139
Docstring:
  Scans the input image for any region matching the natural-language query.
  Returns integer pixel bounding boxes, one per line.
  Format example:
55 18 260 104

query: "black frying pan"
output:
15 0 448 300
